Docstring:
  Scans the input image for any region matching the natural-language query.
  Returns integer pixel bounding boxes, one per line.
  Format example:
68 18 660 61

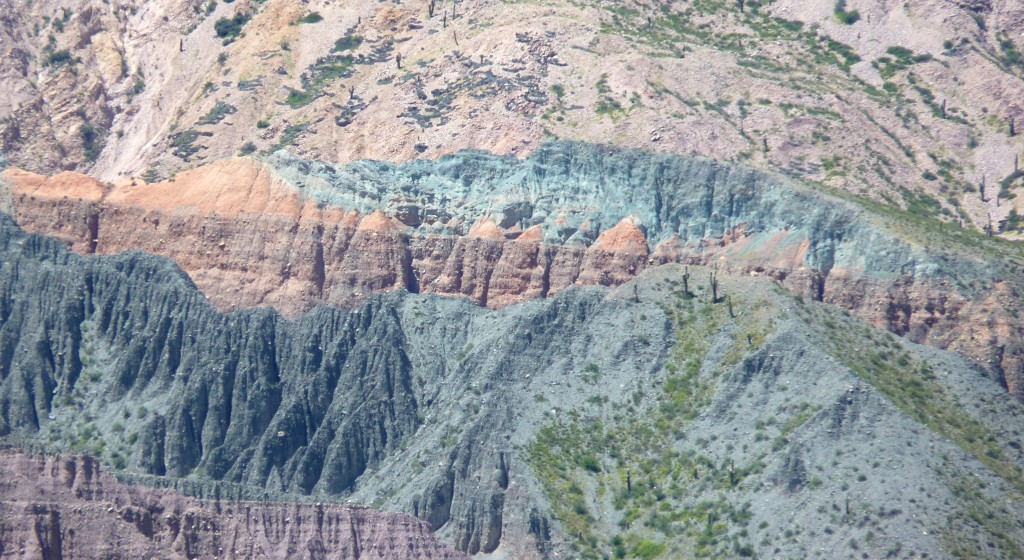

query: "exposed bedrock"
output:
1 141 1022 398
0 215 670 557
0 452 468 559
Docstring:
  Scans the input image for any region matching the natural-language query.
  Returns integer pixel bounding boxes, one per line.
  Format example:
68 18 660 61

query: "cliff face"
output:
2 215 1024 559
0 213 671 557
0 452 467 560
3 142 1023 400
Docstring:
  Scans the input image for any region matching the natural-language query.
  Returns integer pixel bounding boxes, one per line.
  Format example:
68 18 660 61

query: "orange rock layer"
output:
0 161 657 312
3 161 1023 400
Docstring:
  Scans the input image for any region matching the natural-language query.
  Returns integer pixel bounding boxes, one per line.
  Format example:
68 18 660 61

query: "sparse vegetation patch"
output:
196 101 237 125
528 291 769 558
833 0 860 25
297 12 323 24
214 11 250 41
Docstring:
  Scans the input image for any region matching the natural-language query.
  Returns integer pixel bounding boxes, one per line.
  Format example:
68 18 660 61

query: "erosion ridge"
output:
0 451 468 560
4 0 1024 558
1 215 1024 559
4 141 1024 400
0 213 672 558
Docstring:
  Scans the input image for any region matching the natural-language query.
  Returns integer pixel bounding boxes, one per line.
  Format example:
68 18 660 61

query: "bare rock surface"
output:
4 141 1024 402
0 215 1023 559
0 451 468 560
2 0 1024 235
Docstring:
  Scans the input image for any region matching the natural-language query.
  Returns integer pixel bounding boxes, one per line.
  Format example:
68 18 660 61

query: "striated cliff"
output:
3 141 1024 401
4 1 1024 556
0 213 671 557
1 214 1024 558
0 452 467 559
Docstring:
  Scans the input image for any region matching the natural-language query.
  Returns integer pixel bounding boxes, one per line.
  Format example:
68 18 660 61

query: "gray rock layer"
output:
0 214 668 557
3 214 1024 559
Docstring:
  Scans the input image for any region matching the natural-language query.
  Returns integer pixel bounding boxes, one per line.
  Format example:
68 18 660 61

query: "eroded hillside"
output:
4 1 1024 559
0 216 1023 558
3 0 1024 233
4 141 1024 404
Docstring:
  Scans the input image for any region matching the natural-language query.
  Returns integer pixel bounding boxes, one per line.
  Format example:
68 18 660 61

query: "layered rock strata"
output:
3 215 1024 558
1 141 1022 399
0 216 671 557
0 158 656 313
0 452 468 560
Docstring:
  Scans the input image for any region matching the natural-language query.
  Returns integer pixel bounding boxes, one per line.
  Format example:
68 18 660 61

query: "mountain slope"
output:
1 216 1023 558
2 0 1024 233
5 140 1024 404
3 1 1024 558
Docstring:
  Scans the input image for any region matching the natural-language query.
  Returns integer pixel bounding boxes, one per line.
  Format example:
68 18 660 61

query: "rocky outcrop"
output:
2 212 1024 559
577 218 650 287
0 452 468 559
0 156 662 314
0 214 669 557
2 142 1023 400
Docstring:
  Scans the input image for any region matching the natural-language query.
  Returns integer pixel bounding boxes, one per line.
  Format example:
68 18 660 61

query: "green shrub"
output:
285 54 355 108
1006 209 1024 232
997 31 1024 72
197 101 236 125
286 88 313 108
214 12 250 39
45 49 74 67
297 12 323 24
80 123 102 161
110 452 127 470
580 454 601 473
266 122 309 152
835 9 859 24
334 35 363 52
632 540 666 559
171 129 203 160
834 0 860 24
